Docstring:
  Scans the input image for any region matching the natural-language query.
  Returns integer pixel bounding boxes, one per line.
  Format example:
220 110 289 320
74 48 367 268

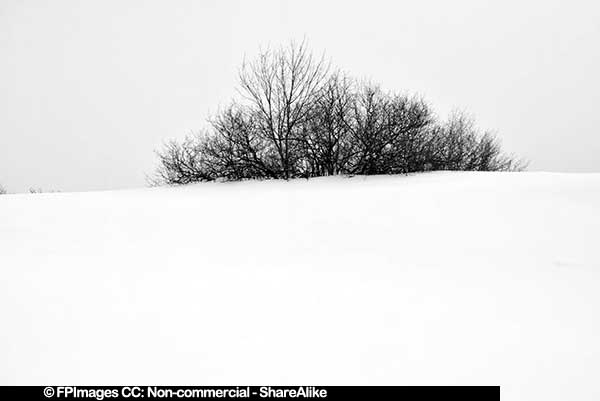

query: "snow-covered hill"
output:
1 172 599 400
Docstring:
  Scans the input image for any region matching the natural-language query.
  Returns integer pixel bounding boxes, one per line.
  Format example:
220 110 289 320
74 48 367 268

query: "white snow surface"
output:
1 172 600 399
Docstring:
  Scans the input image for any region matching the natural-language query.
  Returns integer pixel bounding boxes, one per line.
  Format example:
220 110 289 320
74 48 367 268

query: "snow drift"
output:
1 172 599 400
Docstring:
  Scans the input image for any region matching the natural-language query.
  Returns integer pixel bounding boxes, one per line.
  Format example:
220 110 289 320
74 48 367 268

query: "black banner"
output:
0 386 499 400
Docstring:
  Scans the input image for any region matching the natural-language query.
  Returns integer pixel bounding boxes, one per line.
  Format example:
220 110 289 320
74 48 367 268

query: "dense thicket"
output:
152 42 525 185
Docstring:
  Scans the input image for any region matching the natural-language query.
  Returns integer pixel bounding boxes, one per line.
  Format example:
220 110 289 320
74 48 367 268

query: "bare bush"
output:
152 42 525 185
432 112 527 172
149 133 216 186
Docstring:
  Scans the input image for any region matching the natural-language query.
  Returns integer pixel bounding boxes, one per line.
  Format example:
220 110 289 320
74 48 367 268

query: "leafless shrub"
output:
152 42 525 185
148 133 216 186
431 112 528 172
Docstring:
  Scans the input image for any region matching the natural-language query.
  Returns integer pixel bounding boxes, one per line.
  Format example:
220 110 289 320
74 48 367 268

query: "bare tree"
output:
238 40 329 178
342 83 434 175
301 72 355 176
0 183 6 195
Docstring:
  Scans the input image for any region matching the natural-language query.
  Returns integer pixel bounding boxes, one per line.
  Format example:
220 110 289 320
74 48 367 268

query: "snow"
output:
1 172 599 399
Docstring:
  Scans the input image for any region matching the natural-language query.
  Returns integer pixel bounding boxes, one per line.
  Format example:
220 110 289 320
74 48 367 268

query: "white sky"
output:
1 0 599 192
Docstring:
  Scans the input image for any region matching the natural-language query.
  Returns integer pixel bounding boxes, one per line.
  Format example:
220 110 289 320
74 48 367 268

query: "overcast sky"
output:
1 0 599 192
